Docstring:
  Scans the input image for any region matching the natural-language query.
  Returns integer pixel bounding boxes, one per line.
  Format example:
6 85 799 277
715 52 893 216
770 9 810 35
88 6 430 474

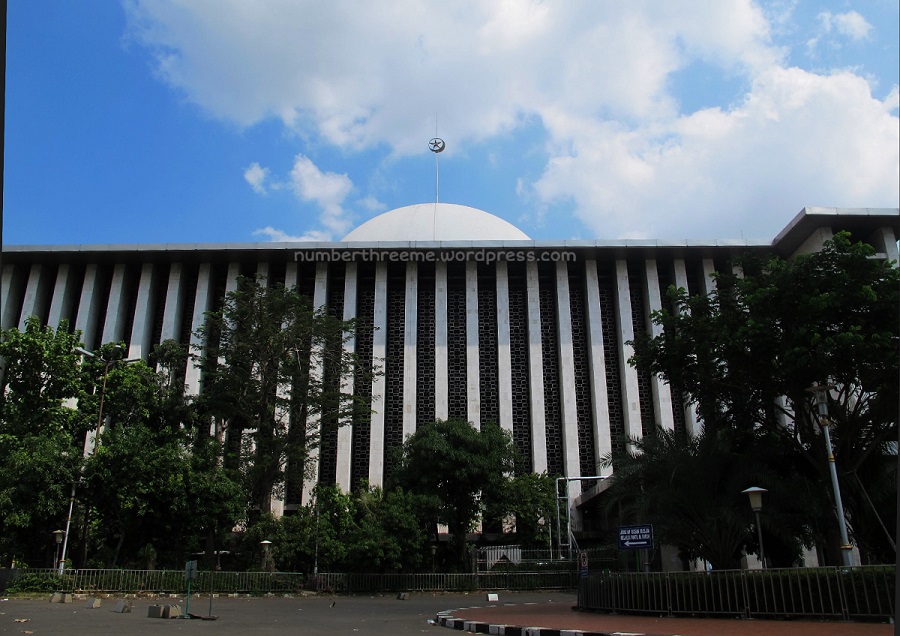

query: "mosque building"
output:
2 202 897 537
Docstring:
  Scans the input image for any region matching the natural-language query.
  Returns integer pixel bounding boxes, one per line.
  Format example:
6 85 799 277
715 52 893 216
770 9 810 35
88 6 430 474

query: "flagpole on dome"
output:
428 127 445 240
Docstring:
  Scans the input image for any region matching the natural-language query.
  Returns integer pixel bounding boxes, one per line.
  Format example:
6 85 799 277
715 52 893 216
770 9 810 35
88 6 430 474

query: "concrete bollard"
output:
114 600 133 613
85 597 101 609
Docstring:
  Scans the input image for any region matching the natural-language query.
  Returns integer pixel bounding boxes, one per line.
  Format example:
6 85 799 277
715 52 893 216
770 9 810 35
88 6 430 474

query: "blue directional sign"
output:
618 524 654 550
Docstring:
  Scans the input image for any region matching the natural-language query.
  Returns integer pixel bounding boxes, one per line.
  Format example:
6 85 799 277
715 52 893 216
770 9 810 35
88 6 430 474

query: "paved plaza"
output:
0 591 893 636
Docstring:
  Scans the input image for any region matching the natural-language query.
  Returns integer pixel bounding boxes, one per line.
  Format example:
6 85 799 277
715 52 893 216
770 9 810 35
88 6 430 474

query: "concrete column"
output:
434 262 449 420
526 260 548 473
284 262 298 289
18 264 48 329
1 265 19 330
584 260 612 477
402 262 418 439
368 261 388 487
466 261 480 428
615 259 642 441
335 263 357 492
872 226 899 263
128 263 156 360
47 264 78 330
495 261 513 435
185 263 215 395
701 259 717 295
225 262 241 296
74 264 104 350
673 259 699 437
644 260 674 431
302 263 329 504
555 261 581 495
160 263 185 343
101 264 130 345
256 261 270 284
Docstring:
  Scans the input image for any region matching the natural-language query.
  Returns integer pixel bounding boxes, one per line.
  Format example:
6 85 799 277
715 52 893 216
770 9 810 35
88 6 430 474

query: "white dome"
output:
342 203 531 241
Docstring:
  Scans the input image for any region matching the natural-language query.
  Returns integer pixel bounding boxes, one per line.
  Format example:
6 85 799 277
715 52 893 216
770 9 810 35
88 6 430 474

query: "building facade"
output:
2 205 897 527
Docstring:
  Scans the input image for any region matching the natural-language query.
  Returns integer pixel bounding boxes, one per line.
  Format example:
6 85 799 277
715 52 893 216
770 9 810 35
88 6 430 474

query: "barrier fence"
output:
0 568 576 596
577 565 895 622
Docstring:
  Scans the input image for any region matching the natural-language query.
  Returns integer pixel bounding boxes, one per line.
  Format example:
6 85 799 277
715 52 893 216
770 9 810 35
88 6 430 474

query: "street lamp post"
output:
59 346 139 573
742 487 767 569
52 530 65 572
808 384 854 567
260 540 272 572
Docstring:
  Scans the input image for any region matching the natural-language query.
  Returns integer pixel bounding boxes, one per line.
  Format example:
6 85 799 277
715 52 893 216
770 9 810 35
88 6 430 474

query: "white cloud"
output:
534 67 899 239
289 154 353 235
125 1 898 239
819 10 873 41
244 162 269 194
253 226 331 242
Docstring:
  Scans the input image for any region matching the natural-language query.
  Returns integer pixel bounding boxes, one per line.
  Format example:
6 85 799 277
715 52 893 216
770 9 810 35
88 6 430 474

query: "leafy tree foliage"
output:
196 276 368 519
390 419 518 569
0 318 85 566
628 234 898 564
506 473 557 549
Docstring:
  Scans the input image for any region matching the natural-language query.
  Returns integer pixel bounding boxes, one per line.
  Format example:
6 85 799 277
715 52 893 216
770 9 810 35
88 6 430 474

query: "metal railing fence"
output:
1 568 576 596
578 565 895 622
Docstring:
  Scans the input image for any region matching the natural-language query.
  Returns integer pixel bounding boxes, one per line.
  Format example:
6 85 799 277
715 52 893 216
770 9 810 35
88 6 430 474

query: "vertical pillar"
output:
402 262 418 439
555 261 581 496
1 265 20 330
74 264 104 350
644 259 674 431
434 261 449 420
128 263 155 360
335 262 357 492
47 264 78 330
673 259 699 437
465 261 480 428
101 264 129 345
495 261 513 435
584 260 612 477
702 259 717 296
18 264 47 329
185 263 214 395
302 263 330 504
160 263 184 343
615 259 642 441
368 261 388 487
526 260 547 473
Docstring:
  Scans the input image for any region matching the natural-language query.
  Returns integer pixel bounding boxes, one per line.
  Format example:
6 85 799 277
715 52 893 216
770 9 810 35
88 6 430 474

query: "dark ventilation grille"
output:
318 264 346 486
685 259 705 298
596 263 626 457
268 260 286 288
297 262 318 300
447 264 467 421
416 264 436 428
383 264 407 480
478 264 499 427
350 264 376 492
538 263 563 477
627 260 656 437
568 263 597 484
507 264 532 473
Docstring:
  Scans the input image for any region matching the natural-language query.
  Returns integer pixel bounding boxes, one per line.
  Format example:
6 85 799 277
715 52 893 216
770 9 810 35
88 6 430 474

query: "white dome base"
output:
342 203 531 241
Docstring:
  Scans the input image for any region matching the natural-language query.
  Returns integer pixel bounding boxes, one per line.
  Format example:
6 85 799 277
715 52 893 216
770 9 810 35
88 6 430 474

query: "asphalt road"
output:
0 591 576 636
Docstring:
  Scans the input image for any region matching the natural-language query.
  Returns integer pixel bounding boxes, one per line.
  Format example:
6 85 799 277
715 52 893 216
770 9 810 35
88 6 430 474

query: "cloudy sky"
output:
4 1 898 244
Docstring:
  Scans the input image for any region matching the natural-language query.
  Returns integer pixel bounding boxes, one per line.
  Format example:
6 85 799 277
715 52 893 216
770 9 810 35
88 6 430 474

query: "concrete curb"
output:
435 607 612 636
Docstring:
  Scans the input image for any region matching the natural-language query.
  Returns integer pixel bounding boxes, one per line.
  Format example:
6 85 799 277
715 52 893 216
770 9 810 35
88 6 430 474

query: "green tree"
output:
196 276 368 519
82 340 242 567
506 473 557 549
601 426 818 569
630 233 899 564
0 318 85 566
390 419 518 569
347 484 426 572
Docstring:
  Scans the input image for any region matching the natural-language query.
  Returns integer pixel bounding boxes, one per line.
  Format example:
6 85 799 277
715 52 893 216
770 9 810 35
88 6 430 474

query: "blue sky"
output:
4 1 898 245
